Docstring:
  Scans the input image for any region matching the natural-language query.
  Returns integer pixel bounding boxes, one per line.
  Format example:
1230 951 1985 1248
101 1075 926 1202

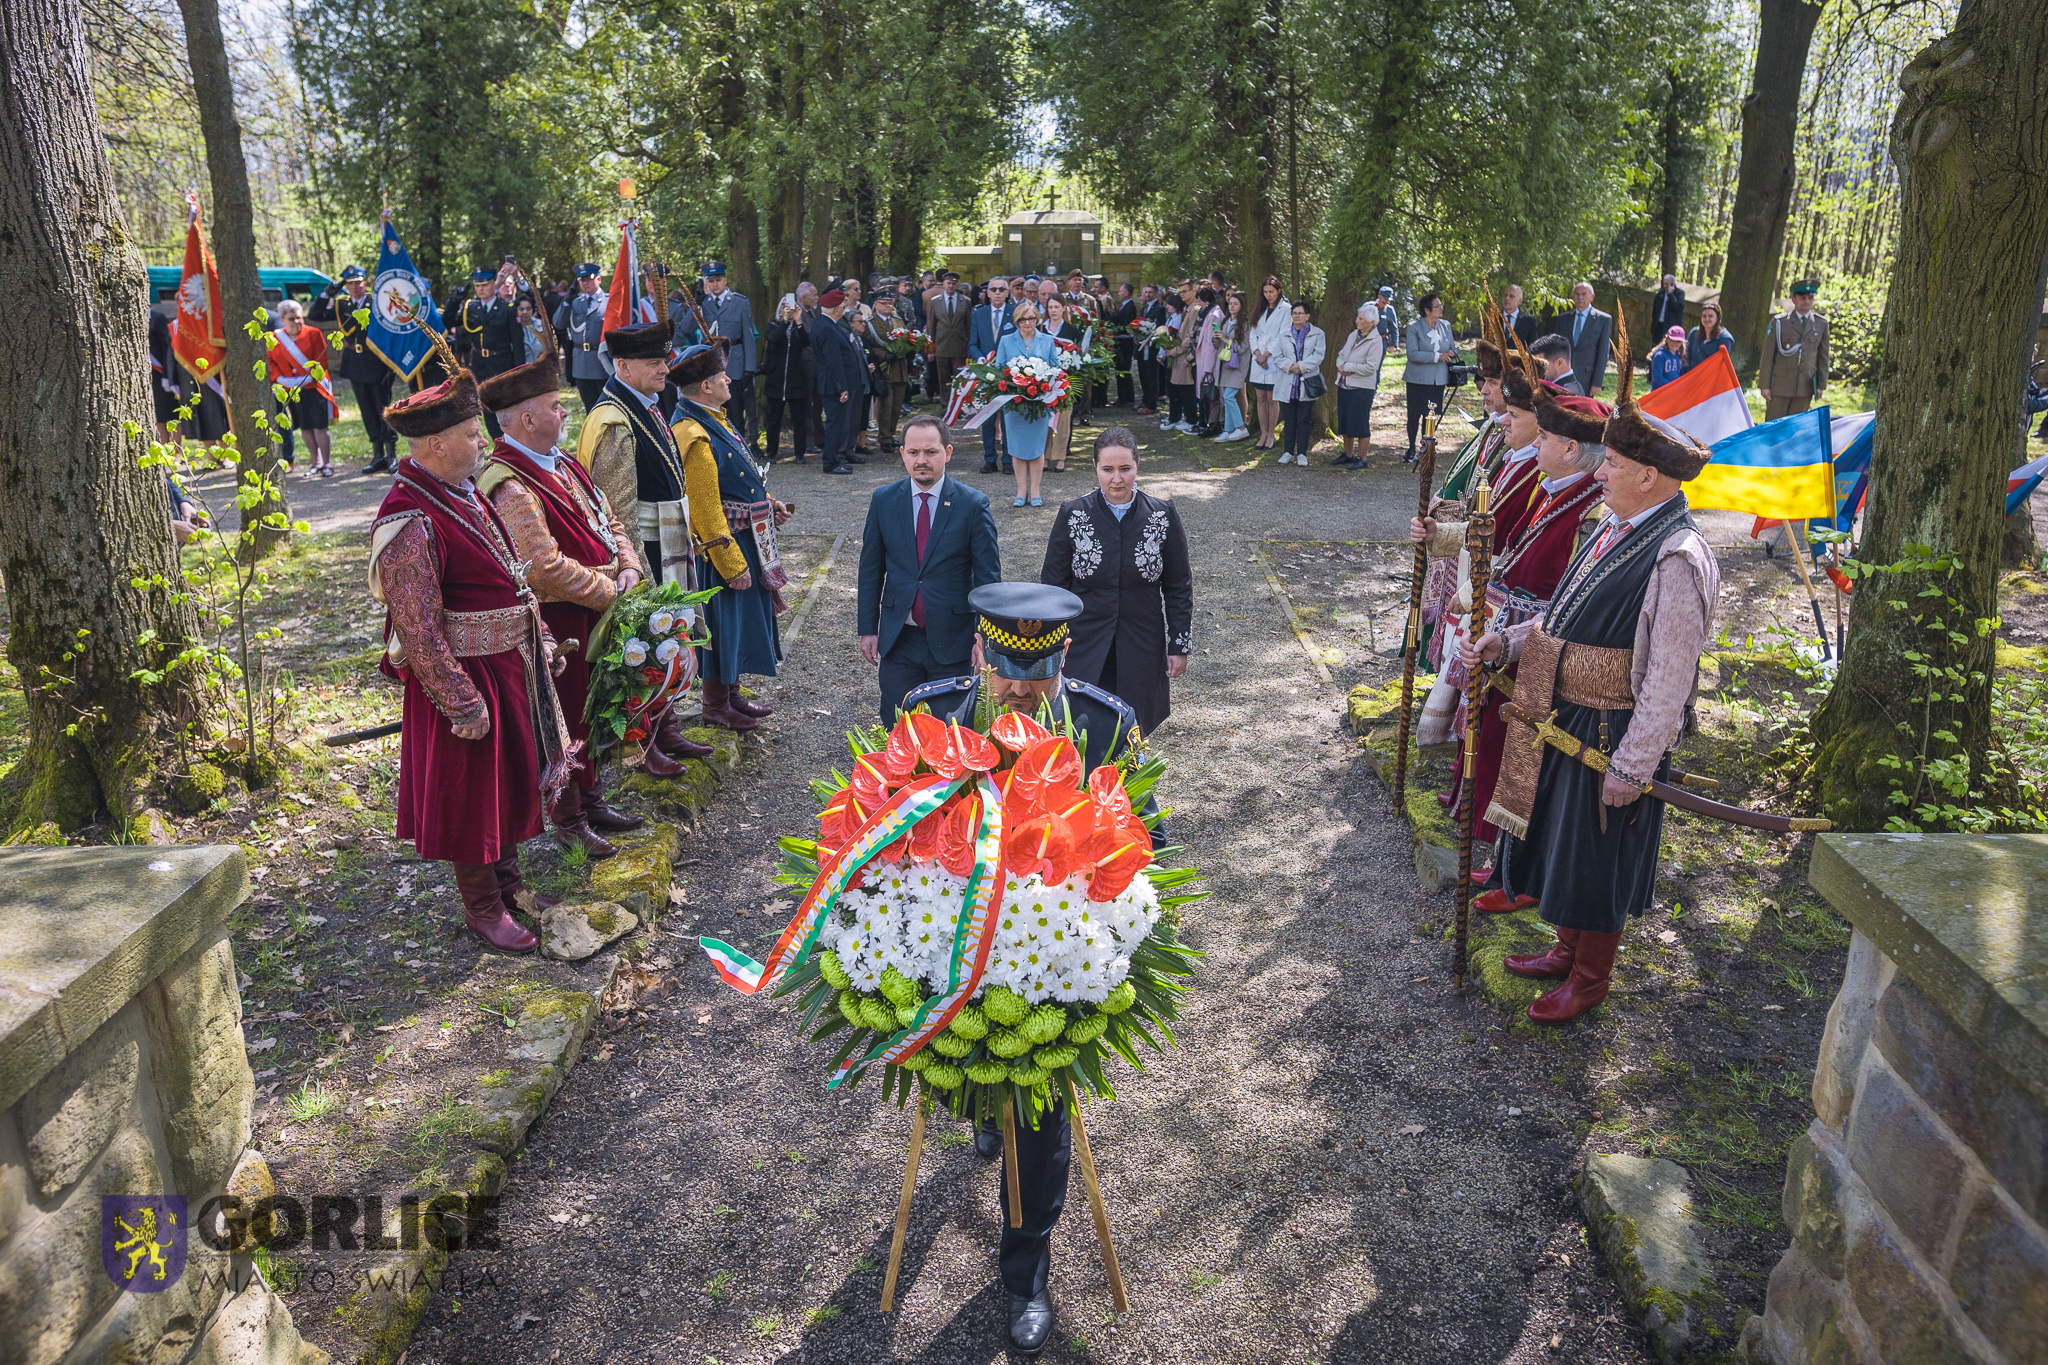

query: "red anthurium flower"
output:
1085 836 1152 900
850 752 894 811
880 716 922 782
990 711 1053 753
1010 735 1083 809
879 831 911 863
1005 810 1076 884
937 792 981 877
1088 764 1132 821
908 806 945 863
951 722 999 772
907 712 962 778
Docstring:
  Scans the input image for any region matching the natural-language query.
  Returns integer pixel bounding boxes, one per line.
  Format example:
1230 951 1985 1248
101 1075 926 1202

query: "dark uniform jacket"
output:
332 290 388 385
812 314 867 398
554 291 611 381
473 298 524 382
900 673 1165 848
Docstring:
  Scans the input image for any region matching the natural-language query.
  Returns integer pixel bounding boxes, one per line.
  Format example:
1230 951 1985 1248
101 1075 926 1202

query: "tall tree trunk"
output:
1808 0 2048 828
177 0 289 557
887 188 922 276
1660 68 1682 280
0 0 212 831
807 178 837 282
1718 0 1824 381
718 54 765 315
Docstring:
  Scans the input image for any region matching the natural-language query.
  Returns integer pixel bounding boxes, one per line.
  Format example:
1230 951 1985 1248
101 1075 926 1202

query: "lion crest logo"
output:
102 1195 187 1292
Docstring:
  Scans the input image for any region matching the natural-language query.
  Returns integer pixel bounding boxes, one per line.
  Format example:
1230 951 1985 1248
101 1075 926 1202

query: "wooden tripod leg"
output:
880 1100 928 1312
1001 1097 1022 1228
1062 1077 1130 1312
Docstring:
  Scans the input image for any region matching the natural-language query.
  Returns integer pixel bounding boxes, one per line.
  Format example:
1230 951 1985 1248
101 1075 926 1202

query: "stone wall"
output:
0 845 325 1365
1758 833 2047 1364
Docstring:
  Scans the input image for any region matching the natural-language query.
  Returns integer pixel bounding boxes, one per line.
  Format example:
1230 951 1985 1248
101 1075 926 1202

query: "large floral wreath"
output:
699 703 1202 1125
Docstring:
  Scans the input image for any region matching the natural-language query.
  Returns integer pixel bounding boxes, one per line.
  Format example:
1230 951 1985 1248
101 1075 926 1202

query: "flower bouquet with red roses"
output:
882 324 934 360
992 354 1072 421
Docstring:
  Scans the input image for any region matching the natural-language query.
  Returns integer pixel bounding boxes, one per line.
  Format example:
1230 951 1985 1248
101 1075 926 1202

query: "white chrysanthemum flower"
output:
655 637 683 665
649 608 676 635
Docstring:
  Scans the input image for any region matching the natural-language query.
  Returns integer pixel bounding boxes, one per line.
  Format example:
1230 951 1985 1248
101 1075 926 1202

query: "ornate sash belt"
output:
1486 630 1635 839
441 606 531 657
721 496 789 604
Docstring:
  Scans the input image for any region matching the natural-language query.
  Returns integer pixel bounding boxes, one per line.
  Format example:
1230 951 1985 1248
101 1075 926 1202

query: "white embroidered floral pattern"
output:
1135 507 1169 582
1069 507 1104 578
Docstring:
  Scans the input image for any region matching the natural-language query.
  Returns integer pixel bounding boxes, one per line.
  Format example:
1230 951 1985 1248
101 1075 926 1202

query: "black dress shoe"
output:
974 1123 1002 1160
847 452 868 464
982 462 999 473
1009 1290 1053 1354
824 465 853 475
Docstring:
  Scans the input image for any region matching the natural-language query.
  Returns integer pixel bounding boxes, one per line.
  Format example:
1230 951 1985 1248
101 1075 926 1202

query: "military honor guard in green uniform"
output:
1759 278 1830 422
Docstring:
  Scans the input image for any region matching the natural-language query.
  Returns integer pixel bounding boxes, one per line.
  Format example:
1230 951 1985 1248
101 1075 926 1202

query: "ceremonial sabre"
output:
1498 703 1832 832
1393 413 1440 812
1454 465 1494 988
323 721 401 747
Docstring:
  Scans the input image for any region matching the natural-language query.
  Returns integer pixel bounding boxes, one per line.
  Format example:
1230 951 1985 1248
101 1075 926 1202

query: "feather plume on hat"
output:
381 303 483 438
1475 283 1507 382
1600 296 1711 480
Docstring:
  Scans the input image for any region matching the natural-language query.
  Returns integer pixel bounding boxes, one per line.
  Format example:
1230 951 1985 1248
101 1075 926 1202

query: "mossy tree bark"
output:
175 0 289 559
0 0 213 831
1715 0 1824 381
1808 0 2048 828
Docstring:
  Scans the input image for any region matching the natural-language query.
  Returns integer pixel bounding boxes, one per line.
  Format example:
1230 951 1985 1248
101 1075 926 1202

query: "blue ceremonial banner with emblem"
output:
102 1194 188 1292
366 216 443 381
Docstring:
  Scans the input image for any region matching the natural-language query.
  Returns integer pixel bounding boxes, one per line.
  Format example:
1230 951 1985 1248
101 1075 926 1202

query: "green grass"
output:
283 1080 343 1122
805 1305 842 1325
706 1269 737 1299
751 1314 780 1337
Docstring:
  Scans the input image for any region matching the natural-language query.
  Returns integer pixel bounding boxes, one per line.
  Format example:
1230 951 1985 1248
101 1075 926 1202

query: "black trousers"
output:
724 380 757 448
877 626 967 724
997 1099 1072 1299
1405 381 1446 452
1167 381 1197 425
574 377 606 412
807 391 825 451
763 390 808 459
821 393 855 470
1138 355 1161 410
1284 397 1318 457
352 372 396 448
1114 339 1135 406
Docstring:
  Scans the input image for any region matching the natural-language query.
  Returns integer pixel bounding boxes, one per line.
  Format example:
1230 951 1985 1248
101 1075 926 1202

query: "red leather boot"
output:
1475 888 1542 914
1505 927 1578 980
453 863 537 953
1527 929 1621 1023
583 788 645 833
548 781 617 860
493 854 559 914
700 679 760 731
726 686 775 719
638 738 684 777
656 711 715 758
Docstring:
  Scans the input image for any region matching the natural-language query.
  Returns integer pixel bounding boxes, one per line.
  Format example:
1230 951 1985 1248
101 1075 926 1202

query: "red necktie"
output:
912 491 932 627
1592 519 1633 559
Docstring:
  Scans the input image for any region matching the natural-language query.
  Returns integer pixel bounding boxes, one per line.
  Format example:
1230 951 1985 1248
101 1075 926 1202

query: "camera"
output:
1446 363 1479 386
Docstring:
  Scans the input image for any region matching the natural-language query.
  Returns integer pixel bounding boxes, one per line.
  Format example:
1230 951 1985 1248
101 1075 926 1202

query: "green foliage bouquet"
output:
582 579 718 755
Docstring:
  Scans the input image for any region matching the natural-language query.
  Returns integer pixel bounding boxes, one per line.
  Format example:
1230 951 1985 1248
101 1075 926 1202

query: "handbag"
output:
1199 374 1219 405
1297 371 1327 401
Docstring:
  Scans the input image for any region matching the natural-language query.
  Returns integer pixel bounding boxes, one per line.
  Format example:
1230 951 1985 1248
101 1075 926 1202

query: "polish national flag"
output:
601 220 658 337
1638 346 1752 448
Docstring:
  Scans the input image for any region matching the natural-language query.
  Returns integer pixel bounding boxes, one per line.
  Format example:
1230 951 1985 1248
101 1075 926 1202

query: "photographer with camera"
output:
1403 293 1458 463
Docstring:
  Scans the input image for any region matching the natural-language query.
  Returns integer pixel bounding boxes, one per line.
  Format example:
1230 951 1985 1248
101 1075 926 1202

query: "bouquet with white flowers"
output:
582 578 720 756
993 354 1073 421
698 705 1202 1127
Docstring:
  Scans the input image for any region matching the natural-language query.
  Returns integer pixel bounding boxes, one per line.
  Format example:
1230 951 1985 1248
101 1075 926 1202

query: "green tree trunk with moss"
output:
1808 0 2048 828
0 0 212 833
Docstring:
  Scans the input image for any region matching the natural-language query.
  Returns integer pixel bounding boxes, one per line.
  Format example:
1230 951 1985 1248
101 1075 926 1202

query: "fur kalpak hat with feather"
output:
1601 300 1712 480
383 314 481 437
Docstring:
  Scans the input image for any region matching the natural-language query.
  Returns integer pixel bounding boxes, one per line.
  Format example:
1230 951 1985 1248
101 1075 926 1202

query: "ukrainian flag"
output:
1689 406 1836 521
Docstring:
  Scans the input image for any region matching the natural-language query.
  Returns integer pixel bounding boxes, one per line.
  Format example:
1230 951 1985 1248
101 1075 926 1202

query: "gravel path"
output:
404 422 1652 1364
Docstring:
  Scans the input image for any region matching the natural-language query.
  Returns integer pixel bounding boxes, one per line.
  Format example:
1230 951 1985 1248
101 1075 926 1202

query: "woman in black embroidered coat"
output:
1038 428 1194 735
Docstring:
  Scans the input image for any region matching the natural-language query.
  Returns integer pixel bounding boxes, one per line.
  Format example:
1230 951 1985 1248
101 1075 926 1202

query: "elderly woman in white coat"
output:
1333 300 1385 468
1246 276 1292 451
1276 297 1327 466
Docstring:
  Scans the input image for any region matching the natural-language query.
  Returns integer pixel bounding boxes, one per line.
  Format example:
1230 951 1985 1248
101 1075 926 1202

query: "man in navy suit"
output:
858 414 1002 722
970 277 1018 474
813 288 867 474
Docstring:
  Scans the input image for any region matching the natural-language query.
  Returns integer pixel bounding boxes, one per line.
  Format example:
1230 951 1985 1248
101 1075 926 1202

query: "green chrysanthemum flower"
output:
839 990 865 1026
982 986 1030 1026
901 1050 933 1072
946 1004 990 1040
1007 1063 1049 1086
922 1062 965 1089
817 950 852 990
1063 1012 1109 1044
931 1031 975 1058
895 998 928 1027
859 996 899 1032
966 1061 1010 1085
1034 1044 1079 1070
878 966 920 1007
986 1028 1034 1058
1023 1004 1068 1044
1101 981 1137 1015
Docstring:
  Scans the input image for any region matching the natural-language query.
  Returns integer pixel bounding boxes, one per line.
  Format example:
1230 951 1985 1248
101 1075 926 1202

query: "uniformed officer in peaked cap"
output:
554 262 611 412
333 265 400 473
451 267 495 371
897 580 1167 1355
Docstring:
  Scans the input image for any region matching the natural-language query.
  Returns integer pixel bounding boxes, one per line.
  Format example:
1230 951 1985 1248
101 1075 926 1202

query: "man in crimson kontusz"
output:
368 357 572 954
899 581 1156 1355
478 337 650 861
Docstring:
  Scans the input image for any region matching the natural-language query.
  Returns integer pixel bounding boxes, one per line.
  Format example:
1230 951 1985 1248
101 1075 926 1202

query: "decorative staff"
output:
1454 465 1495 988
1393 411 1441 812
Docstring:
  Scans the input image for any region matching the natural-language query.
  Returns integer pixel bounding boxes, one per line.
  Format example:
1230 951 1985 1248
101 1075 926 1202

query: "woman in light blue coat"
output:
996 302 1061 506
1401 292 1457 462
1277 297 1327 466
